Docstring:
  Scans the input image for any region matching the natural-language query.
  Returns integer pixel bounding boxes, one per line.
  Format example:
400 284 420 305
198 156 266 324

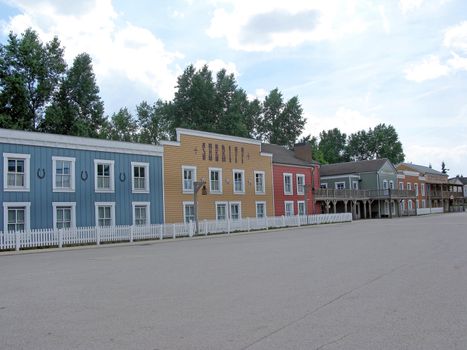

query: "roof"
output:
397 163 446 177
261 143 315 167
451 176 467 185
320 159 389 177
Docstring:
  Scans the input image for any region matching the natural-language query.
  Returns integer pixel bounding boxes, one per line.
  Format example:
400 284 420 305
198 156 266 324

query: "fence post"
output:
204 219 208 236
160 224 164 240
58 229 63 248
247 217 250 232
227 219 231 234
15 231 20 251
189 221 194 237
173 224 176 239
96 227 101 246
282 215 285 227
130 225 134 243
297 215 301 227
265 215 268 230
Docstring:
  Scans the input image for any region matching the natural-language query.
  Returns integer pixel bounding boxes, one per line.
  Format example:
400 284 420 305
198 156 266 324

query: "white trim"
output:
215 201 228 221
229 201 242 220
284 201 294 216
182 201 195 223
131 162 150 193
182 165 197 194
383 179 388 190
389 180 394 190
401 170 419 177
3 153 31 192
397 174 406 179
352 181 359 190
260 152 273 158
52 156 76 192
399 182 404 190
254 171 266 194
176 128 261 146
3 202 31 233
414 183 419 196
233 169 245 194
407 182 412 190
320 182 328 189
297 200 305 216
335 181 345 190
283 173 293 195
320 174 360 180
52 202 76 230
94 159 115 193
94 202 116 227
296 174 305 195
255 201 266 218
421 183 425 196
0 128 163 156
132 201 151 226
209 167 223 194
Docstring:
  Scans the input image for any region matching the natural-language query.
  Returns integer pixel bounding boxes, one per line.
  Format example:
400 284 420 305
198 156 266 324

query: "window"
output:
209 168 222 194
233 169 245 194
320 183 328 189
131 162 149 193
3 153 30 191
255 171 265 194
52 202 76 230
94 160 114 192
389 181 394 189
95 202 115 227
52 157 75 192
352 181 359 190
132 202 150 226
416 200 419 209
230 202 241 220
408 200 413 210
407 182 412 190
182 166 196 193
383 180 388 189
256 202 266 218
335 182 345 190
216 202 227 221
183 202 195 223
298 201 305 216
414 183 419 196
284 201 294 216
421 183 425 196
296 174 305 195
399 182 404 190
3 202 30 233
283 173 293 195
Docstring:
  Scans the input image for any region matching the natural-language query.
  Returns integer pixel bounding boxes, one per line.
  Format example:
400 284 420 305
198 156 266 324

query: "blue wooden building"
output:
0 128 164 232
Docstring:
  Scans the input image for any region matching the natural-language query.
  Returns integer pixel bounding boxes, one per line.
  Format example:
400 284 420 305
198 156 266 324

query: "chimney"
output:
294 143 313 163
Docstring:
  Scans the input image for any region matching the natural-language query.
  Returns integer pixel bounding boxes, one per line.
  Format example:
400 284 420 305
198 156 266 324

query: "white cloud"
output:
444 21 467 53
194 59 239 77
1 0 182 101
404 55 450 82
379 5 390 33
206 1 369 52
306 107 381 137
405 144 467 176
399 0 424 14
447 52 467 71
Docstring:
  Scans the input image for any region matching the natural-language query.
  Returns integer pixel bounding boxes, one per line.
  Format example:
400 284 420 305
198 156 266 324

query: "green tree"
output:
136 100 171 144
41 53 105 137
319 128 348 163
103 107 138 142
345 130 372 161
368 124 405 163
0 28 66 130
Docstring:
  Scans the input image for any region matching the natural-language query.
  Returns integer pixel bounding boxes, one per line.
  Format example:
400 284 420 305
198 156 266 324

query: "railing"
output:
0 213 352 252
416 207 444 215
429 191 464 198
314 189 416 200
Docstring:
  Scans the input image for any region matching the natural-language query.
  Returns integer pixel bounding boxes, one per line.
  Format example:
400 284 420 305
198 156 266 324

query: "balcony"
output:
314 189 416 201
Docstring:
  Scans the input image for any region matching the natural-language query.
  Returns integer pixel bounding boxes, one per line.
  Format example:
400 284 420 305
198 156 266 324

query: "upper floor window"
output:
132 162 149 193
414 183 419 196
53 157 75 192
421 183 425 196
182 166 196 193
3 153 30 191
320 183 328 189
233 169 245 194
352 181 359 190
283 173 293 195
389 180 394 189
383 180 388 190
255 171 265 194
399 182 404 190
209 168 222 194
407 182 412 190
296 174 305 195
335 182 345 190
94 160 114 192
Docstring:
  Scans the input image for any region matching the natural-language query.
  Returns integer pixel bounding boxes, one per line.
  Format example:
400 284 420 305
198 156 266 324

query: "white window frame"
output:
399 182 404 190
233 169 245 194
215 201 228 221
182 166 197 194
52 156 75 192
284 201 294 216
414 183 419 196
255 201 266 218
320 183 328 189
297 200 305 216
283 173 293 195
254 171 266 194
94 159 115 193
335 182 345 190
389 180 394 189
52 202 76 230
183 201 195 223
408 200 413 210
94 202 116 227
296 174 305 195
352 181 359 190
407 182 412 190
383 180 388 190
3 202 31 233
132 201 150 226
131 162 150 193
421 183 426 196
209 167 223 194
3 153 31 192
229 201 242 220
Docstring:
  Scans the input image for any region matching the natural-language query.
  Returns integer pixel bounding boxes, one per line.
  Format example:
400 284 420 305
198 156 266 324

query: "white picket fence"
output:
0 213 352 251
416 207 444 215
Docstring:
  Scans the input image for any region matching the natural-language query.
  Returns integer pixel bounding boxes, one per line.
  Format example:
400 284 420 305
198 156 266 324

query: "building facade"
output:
162 129 274 223
261 143 320 216
0 129 164 232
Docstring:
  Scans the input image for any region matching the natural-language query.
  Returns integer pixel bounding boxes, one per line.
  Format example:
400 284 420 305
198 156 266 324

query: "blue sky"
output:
1 0 466 176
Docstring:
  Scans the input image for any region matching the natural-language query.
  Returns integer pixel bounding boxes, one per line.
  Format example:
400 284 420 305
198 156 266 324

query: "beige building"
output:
162 128 274 223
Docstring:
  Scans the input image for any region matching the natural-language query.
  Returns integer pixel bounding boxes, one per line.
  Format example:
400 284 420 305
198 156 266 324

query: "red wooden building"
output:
261 143 320 216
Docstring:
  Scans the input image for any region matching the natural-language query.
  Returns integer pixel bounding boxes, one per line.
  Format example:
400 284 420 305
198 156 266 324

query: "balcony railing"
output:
314 189 416 200
429 191 464 198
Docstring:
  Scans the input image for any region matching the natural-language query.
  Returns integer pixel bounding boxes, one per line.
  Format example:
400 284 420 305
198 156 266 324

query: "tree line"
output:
0 28 405 165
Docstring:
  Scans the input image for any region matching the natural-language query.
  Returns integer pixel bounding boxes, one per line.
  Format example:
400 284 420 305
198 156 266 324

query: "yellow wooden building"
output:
162 128 274 223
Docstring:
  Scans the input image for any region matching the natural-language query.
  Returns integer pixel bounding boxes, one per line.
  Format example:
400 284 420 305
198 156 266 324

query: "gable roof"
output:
320 159 390 177
397 163 446 177
261 143 315 167
450 176 467 185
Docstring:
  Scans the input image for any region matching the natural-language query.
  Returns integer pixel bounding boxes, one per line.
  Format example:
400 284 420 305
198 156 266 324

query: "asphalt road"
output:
1 213 467 350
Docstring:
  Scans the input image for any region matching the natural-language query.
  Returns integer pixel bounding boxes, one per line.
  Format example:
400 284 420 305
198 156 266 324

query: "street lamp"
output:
193 181 207 235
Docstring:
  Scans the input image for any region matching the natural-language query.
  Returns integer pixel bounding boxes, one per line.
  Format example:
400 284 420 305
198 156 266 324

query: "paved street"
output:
1 213 467 350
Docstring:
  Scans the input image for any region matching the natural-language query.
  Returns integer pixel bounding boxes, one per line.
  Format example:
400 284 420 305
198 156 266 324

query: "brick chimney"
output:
294 143 313 163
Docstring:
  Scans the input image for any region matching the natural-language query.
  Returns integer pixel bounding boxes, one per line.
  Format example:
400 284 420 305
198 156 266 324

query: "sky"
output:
0 0 466 176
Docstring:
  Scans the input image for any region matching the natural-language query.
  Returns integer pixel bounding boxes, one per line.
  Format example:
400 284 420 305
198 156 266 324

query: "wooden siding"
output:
163 133 274 223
